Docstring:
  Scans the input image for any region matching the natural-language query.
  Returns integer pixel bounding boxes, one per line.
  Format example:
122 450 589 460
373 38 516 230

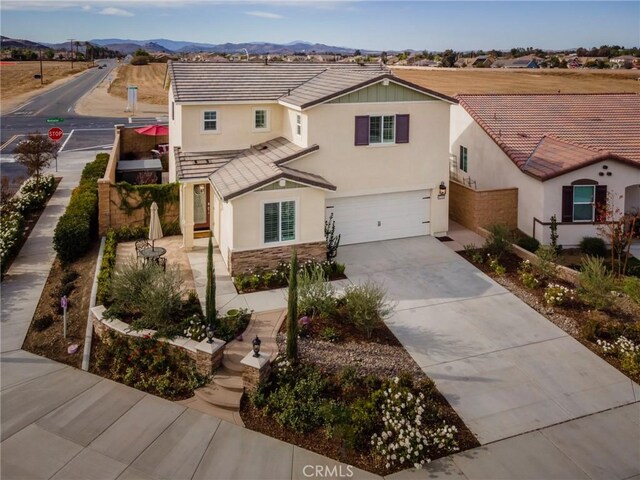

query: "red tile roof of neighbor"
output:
457 93 640 180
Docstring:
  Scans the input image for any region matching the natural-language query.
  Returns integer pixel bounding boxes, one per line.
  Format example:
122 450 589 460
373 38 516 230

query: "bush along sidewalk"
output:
1 174 58 276
53 153 109 264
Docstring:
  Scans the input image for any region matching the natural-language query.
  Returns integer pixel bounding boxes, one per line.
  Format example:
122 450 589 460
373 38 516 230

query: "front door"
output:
193 183 210 230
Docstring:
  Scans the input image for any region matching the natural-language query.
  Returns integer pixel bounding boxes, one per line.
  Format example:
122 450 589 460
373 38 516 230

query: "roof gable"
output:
327 80 437 104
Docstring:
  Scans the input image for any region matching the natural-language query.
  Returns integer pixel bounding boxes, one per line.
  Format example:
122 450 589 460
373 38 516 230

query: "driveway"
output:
338 236 638 444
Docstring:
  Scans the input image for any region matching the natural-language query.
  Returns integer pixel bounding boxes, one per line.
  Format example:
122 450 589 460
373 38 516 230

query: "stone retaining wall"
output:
450 180 518 232
229 241 327 275
90 306 225 375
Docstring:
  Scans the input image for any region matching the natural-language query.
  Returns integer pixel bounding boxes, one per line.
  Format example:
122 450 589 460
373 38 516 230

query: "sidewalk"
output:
1 151 97 353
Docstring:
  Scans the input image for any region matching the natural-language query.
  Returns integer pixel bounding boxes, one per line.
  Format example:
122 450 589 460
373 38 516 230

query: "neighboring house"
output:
610 55 639 68
168 62 456 274
455 56 494 68
567 58 583 69
492 56 540 68
450 94 640 246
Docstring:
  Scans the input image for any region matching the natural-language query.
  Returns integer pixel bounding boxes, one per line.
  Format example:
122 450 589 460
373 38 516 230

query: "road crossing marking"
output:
59 129 75 152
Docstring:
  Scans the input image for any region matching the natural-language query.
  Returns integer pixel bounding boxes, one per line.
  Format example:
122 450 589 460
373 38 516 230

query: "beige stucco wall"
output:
541 160 640 247
178 103 283 152
450 105 543 238
219 199 234 262
168 89 182 183
292 100 451 234
226 186 326 255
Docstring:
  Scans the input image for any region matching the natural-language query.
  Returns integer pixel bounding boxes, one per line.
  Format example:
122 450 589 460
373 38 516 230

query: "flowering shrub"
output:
543 283 574 307
487 255 506 276
518 260 540 289
234 259 346 293
371 377 459 470
597 336 640 376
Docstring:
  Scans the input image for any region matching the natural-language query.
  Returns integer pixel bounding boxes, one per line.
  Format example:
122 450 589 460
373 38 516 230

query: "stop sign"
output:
48 127 63 142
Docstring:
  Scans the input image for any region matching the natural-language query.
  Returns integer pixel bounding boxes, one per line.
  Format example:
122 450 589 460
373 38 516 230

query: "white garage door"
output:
326 190 431 245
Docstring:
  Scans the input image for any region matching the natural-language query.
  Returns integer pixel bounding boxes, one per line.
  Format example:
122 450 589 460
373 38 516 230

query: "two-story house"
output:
168 62 456 274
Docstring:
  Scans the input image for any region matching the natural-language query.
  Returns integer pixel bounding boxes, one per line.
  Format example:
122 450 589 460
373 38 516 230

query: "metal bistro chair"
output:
135 239 151 264
157 257 167 271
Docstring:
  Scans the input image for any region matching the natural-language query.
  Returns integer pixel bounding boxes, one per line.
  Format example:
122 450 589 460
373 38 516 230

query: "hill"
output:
0 35 48 50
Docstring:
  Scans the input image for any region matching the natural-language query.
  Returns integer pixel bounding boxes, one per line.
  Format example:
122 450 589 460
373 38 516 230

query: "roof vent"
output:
518 132 529 138
259 145 269 151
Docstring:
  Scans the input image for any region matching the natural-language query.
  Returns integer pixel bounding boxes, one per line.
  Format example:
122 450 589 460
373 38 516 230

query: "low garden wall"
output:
229 241 327 276
90 305 225 375
450 180 518 232
476 227 581 286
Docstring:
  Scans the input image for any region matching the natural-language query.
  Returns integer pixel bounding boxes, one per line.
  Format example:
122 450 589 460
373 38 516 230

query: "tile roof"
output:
175 137 333 200
210 137 333 200
168 62 456 107
457 93 640 180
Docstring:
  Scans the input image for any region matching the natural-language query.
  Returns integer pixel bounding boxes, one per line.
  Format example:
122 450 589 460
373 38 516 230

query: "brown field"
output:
0 61 89 99
108 63 169 105
393 67 640 96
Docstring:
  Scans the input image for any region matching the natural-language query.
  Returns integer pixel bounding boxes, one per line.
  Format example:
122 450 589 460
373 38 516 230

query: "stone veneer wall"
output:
229 241 327 275
450 180 518 232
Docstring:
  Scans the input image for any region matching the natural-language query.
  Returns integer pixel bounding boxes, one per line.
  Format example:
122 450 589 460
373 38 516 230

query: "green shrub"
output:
516 236 540 253
580 237 607 257
620 276 640 304
297 266 337 318
342 281 395 338
535 245 558 281
216 308 251 342
518 260 540 289
130 55 149 65
97 230 118 305
484 224 513 258
53 153 108 263
578 256 615 310
33 315 53 332
320 326 340 342
105 260 185 337
488 256 506 276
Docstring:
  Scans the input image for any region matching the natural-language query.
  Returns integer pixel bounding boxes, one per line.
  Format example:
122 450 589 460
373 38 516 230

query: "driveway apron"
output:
338 236 638 444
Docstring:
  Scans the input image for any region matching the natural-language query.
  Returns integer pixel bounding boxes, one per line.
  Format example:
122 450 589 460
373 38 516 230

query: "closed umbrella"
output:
149 202 163 251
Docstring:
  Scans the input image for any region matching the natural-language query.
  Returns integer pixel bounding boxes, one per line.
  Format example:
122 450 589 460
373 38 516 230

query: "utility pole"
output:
39 48 43 85
68 39 74 69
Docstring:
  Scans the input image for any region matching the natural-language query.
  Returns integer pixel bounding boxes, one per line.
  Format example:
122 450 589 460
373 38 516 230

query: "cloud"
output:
244 10 283 19
82 5 91 10
99 7 134 16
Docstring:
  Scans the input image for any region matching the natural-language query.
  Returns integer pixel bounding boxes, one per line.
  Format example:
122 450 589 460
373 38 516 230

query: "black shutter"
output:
395 114 410 143
561 186 573 222
595 185 607 222
354 116 369 146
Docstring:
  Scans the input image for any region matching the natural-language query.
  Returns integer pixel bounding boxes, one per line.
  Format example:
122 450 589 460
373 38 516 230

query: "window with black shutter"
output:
396 114 410 143
561 180 602 223
355 114 410 146
354 116 369 145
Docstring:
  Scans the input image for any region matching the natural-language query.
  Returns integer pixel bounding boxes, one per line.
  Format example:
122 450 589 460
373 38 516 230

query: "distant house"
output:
492 56 540 69
450 94 640 246
167 62 457 273
610 55 638 69
567 58 583 69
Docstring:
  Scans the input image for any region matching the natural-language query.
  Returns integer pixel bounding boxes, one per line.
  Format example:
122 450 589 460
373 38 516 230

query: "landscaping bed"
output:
459 242 640 383
23 241 100 368
241 264 479 475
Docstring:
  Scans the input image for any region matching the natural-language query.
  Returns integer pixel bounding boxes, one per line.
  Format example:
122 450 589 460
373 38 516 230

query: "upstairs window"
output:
203 111 217 131
254 109 268 130
355 114 409 146
459 145 468 172
296 114 302 136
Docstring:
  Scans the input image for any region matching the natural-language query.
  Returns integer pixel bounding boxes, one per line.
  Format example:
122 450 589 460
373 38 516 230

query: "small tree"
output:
205 233 216 328
324 212 341 262
13 134 58 189
596 191 636 276
286 249 299 362
549 214 561 254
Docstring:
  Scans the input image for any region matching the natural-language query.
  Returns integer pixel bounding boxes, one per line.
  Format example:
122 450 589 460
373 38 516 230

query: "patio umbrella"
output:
135 125 169 148
149 202 163 251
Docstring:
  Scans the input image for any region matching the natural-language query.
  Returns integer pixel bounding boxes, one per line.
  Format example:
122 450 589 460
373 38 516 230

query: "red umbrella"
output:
135 125 169 136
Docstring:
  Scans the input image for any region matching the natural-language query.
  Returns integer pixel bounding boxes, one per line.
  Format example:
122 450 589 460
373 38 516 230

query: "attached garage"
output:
326 190 431 245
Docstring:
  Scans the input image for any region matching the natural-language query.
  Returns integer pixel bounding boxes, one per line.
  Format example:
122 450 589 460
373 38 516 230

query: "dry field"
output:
0 61 89 99
393 67 640 96
108 63 169 105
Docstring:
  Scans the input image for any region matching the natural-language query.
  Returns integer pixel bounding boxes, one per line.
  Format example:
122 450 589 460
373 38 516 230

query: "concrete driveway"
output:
338 236 638 444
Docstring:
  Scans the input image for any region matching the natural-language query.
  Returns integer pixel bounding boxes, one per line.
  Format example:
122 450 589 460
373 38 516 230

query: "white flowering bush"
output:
182 315 206 341
597 336 638 357
518 260 540 289
371 377 459 470
0 210 25 268
487 255 506 276
543 283 574 307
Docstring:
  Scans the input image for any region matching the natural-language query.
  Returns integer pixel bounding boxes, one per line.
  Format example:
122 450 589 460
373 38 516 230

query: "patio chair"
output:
157 257 167 271
135 239 150 264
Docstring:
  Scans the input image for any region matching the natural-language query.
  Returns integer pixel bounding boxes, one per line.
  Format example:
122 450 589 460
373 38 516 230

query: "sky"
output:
1 1 638 52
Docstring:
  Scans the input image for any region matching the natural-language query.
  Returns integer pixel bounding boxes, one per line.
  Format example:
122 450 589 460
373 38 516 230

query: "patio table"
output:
140 247 167 265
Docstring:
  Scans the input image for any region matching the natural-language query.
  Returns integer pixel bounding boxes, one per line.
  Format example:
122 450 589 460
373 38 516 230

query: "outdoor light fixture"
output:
438 181 447 199
252 335 262 357
206 324 215 344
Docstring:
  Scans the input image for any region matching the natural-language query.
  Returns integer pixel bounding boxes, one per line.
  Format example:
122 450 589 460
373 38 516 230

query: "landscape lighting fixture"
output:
206 324 215 344
252 335 262 357
438 182 447 199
